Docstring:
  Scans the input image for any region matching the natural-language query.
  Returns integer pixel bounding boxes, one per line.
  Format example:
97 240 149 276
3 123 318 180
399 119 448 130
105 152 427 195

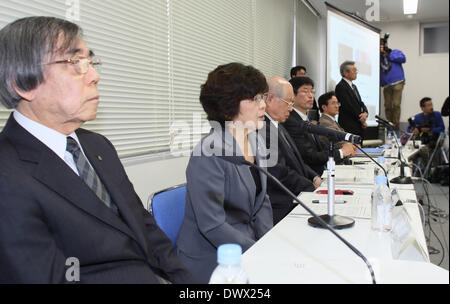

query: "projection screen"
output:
326 3 381 126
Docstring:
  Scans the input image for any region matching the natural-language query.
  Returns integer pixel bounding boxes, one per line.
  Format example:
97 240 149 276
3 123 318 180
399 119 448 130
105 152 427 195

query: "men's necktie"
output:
278 125 293 150
352 84 361 102
306 118 320 146
278 125 305 175
352 84 364 112
66 137 118 214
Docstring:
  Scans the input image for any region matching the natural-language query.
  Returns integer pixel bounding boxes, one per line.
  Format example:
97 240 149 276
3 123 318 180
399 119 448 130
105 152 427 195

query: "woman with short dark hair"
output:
176 62 273 283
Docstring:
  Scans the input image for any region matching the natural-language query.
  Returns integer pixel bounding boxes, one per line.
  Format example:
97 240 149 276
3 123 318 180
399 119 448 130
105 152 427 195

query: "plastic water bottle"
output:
391 136 399 157
374 156 386 178
371 176 393 232
209 244 249 284
385 131 392 148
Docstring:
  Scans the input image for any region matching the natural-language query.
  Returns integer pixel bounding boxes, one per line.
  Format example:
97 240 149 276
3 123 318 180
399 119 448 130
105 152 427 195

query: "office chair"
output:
147 184 186 247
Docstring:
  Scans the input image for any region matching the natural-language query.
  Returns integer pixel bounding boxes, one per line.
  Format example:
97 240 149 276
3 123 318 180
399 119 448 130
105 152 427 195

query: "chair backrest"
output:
147 184 186 246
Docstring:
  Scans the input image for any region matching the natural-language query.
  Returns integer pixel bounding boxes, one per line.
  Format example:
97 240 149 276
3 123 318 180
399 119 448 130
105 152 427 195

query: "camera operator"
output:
407 97 445 172
380 34 406 130
408 97 445 140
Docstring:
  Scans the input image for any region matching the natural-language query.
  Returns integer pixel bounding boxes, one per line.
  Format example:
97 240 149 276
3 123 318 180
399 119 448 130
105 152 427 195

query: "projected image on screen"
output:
327 6 380 126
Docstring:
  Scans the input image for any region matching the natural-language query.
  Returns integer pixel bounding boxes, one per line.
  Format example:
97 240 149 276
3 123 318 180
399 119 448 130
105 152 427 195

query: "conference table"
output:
242 144 449 284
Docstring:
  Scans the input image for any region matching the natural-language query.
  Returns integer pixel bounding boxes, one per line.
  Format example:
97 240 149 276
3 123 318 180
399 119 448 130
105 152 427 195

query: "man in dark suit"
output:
262 76 321 225
283 78 355 176
335 61 369 137
0 17 192 283
289 65 319 122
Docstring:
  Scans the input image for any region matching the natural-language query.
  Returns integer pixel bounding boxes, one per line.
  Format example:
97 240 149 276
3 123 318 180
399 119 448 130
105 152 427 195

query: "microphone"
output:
218 155 376 284
376 119 393 131
296 120 363 145
389 132 414 185
375 115 395 129
352 144 390 188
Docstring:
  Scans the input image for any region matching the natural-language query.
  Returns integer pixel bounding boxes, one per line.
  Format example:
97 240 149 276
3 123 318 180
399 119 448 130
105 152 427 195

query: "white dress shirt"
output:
265 113 278 128
343 77 353 88
13 110 88 175
293 107 308 121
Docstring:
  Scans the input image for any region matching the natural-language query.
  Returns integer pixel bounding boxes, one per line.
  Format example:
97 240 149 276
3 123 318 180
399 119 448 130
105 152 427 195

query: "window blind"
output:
253 0 295 80
169 0 254 155
0 0 295 159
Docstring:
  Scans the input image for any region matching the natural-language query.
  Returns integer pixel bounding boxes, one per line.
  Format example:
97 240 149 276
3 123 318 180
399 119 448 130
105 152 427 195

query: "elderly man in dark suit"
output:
335 61 369 137
0 16 192 284
262 76 321 225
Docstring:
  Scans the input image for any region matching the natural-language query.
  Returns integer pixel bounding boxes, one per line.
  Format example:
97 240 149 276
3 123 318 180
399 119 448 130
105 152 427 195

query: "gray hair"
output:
268 76 289 99
0 16 82 109
340 60 355 77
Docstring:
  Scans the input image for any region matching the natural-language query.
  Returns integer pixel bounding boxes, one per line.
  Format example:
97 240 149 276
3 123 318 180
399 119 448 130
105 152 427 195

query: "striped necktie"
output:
66 137 118 214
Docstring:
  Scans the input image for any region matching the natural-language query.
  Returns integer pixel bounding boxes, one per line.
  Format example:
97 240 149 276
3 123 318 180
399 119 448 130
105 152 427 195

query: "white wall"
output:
377 21 449 129
123 156 189 206
296 0 322 92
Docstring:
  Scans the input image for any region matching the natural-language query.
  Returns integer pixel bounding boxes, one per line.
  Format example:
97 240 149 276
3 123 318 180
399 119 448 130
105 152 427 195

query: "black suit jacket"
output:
282 110 343 176
0 114 193 284
335 79 368 136
260 116 317 225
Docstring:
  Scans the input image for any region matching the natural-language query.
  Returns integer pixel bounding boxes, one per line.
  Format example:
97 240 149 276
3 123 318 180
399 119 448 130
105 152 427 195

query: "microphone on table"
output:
375 115 395 130
352 144 390 188
375 118 413 185
389 134 414 185
296 120 363 145
218 155 376 284
282 121 363 228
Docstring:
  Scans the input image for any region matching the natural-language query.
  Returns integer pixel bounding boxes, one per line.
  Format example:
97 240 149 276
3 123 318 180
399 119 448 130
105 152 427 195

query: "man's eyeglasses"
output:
329 102 341 106
279 97 294 107
251 93 269 104
45 56 102 74
298 89 315 95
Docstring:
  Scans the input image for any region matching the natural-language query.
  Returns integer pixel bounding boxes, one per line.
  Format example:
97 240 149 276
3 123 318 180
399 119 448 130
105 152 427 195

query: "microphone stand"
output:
376 119 413 184
307 140 355 229
238 158 376 284
389 129 413 185
423 132 447 178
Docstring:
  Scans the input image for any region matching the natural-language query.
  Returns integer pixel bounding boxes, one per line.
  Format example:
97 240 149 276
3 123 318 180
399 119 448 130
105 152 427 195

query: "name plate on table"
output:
391 206 429 262
321 165 375 184
295 191 372 219
354 147 384 157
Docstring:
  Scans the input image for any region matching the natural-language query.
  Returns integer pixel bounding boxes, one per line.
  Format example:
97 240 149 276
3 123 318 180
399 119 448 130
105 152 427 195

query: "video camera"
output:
381 33 391 53
408 117 436 146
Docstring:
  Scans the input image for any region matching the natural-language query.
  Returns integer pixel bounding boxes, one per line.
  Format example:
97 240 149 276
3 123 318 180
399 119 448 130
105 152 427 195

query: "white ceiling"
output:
307 0 449 23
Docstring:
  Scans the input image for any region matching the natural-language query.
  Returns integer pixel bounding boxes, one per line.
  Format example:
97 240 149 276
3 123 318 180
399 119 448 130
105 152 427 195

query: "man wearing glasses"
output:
318 91 357 151
335 61 369 137
262 76 321 225
282 77 355 176
0 17 192 283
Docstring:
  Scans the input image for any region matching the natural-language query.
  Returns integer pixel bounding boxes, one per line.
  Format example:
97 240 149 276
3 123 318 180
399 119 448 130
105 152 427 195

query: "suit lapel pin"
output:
97 155 103 161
